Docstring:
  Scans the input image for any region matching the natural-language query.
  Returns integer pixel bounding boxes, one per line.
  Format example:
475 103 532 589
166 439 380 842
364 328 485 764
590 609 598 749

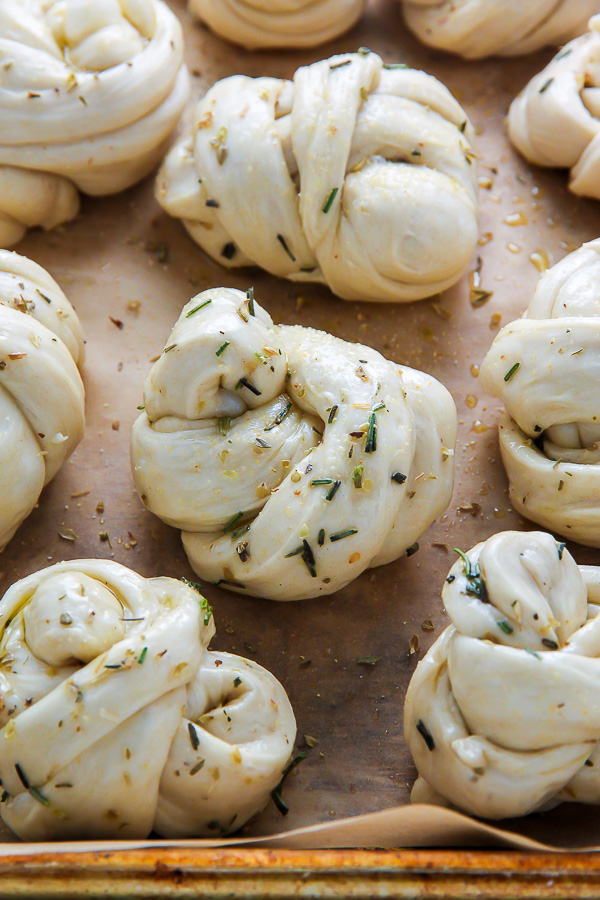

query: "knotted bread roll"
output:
508 16 600 199
480 238 600 547
401 1 598 60
0 249 84 550
0 559 296 840
155 50 479 303
131 288 457 601
0 0 189 246
188 0 366 49
406 530 600 820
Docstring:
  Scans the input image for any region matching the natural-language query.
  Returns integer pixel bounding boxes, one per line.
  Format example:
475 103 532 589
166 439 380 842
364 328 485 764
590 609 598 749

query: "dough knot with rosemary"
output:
0 559 296 840
188 0 367 49
0 249 84 551
0 0 189 246
131 287 457 601
400 1 598 60
406 530 600 820
508 16 600 199
481 238 600 547
155 50 479 303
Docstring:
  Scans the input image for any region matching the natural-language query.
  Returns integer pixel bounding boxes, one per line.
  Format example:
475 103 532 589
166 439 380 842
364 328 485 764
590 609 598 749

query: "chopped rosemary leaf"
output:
416 719 435 751
542 638 559 650
504 362 520 382
383 62 408 69
215 341 230 357
524 648 542 660
255 437 270 449
15 764 29 789
186 299 212 317
284 545 303 558
352 465 364 489
190 760 205 775
329 528 358 542
180 578 213 626
35 288 52 304
365 412 377 453
301 540 317 578
328 405 338 424
236 377 261 396
459 120 467 133
29 786 50 807
373 402 385 411
329 60 351 70
246 287 255 316
311 478 333 486
218 416 231 436
557 542 566 560
188 722 200 751
322 187 339 214
391 472 407 485
271 752 307 816
325 480 341 501
277 234 296 262
498 620 513 635
358 47 371 55
224 511 244 533
164 343 177 353
221 242 236 260
317 528 325 546
265 401 292 431
539 77 554 94
453 547 475 578
234 676 242 687
138 646 148 665
406 542 419 557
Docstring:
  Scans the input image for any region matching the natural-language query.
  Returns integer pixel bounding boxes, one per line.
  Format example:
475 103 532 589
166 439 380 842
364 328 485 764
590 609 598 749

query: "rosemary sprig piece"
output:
271 752 307 816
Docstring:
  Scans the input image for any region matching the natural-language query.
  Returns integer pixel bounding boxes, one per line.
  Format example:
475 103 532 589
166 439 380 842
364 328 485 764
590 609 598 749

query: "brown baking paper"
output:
4 0 600 853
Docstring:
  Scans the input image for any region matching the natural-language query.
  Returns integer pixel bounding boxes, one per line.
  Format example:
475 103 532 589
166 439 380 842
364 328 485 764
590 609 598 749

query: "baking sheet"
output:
5 0 600 851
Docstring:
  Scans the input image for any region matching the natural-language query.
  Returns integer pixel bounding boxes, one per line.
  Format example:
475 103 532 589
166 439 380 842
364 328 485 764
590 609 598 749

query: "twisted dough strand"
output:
406 531 600 819
131 288 457 601
188 0 367 49
0 560 295 840
481 238 600 546
401 0 598 59
508 16 600 198
155 51 479 303
0 0 189 246
0 249 84 550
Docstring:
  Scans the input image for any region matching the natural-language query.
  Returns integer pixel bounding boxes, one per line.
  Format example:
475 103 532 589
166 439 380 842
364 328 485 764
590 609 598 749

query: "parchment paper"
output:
5 0 600 852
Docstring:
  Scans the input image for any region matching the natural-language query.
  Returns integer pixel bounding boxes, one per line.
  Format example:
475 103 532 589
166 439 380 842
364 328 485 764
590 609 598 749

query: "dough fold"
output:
0 0 189 245
131 287 457 600
405 530 600 819
155 51 478 303
0 559 296 840
189 0 366 49
508 15 600 198
0 249 85 550
481 238 600 546
401 1 598 59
